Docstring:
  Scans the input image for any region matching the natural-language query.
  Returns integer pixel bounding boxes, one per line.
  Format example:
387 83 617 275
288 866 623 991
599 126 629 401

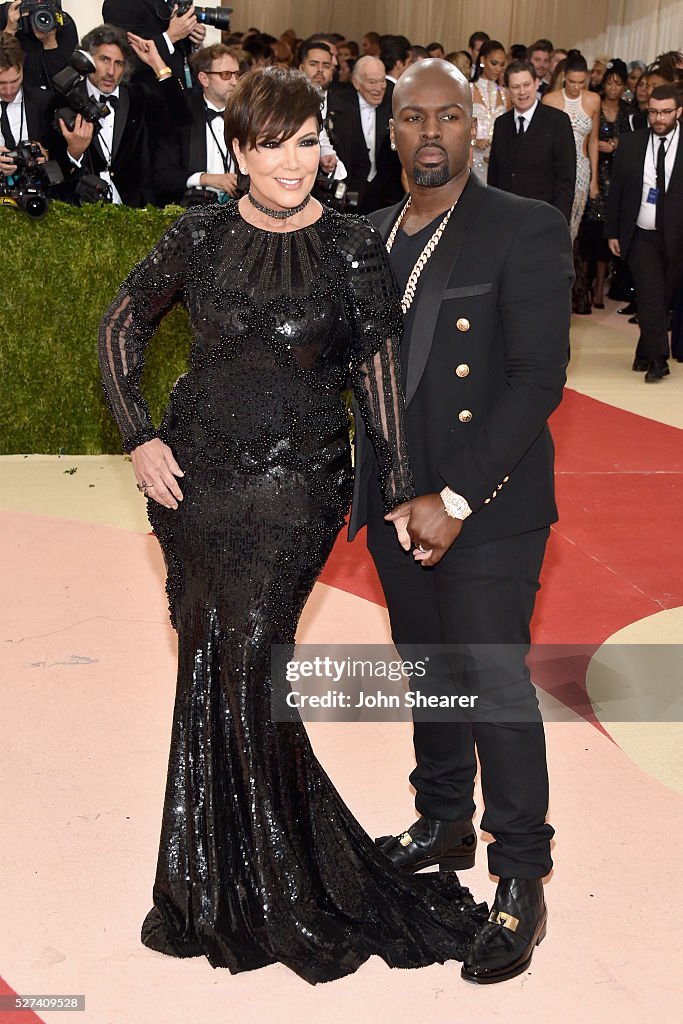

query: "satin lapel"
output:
188 96 207 173
111 86 129 163
404 175 487 407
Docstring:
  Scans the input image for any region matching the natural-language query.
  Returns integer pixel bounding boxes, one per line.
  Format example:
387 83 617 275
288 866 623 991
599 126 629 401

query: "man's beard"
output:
413 162 450 187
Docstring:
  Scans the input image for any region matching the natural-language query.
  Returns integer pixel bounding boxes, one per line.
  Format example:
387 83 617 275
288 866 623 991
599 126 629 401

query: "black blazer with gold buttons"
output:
349 174 574 548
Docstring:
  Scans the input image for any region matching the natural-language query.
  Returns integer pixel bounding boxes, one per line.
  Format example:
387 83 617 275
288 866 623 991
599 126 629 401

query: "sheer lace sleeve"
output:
342 218 415 512
98 211 200 453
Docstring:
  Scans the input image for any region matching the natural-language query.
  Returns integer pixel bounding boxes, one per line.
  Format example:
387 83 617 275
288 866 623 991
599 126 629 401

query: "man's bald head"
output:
393 57 472 117
390 58 474 190
352 55 387 106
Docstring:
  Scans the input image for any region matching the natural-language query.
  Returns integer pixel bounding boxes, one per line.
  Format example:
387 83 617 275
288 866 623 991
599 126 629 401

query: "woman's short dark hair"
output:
224 67 323 150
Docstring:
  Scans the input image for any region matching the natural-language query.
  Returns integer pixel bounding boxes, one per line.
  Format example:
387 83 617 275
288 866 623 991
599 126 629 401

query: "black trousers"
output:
627 227 683 363
367 489 554 879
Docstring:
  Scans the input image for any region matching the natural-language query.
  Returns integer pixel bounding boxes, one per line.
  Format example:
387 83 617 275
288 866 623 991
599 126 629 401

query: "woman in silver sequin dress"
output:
470 40 510 182
544 52 600 241
99 68 484 984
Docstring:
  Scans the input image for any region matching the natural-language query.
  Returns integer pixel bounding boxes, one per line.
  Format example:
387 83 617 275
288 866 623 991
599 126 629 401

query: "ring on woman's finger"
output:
417 543 427 552
136 480 148 493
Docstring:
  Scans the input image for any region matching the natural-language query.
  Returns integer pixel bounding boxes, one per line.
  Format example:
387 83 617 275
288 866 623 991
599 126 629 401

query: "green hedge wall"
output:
1 201 192 454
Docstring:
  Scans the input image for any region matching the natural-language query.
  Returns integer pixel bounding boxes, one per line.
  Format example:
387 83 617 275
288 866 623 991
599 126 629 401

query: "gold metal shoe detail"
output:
488 910 520 932
398 831 414 847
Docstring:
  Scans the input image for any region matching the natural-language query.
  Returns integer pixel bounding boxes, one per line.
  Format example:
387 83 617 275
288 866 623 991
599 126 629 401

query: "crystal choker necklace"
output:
247 192 311 219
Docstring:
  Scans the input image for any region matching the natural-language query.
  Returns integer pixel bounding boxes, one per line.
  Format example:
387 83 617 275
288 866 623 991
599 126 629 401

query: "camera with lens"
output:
51 50 111 133
17 0 63 35
0 141 64 219
174 3 233 31
312 172 358 214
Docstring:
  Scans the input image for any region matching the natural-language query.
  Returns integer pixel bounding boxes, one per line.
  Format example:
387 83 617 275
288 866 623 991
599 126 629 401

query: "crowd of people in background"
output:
0 3 681 376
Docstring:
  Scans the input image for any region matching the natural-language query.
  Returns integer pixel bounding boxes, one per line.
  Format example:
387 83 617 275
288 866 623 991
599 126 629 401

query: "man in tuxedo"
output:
327 55 403 212
528 39 552 97
0 0 79 91
350 59 573 984
56 24 154 206
0 31 52 175
488 59 576 224
607 85 683 381
298 39 346 184
101 0 205 88
154 43 241 206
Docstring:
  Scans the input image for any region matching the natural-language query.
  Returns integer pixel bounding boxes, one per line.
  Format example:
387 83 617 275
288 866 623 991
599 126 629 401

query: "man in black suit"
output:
327 55 404 212
101 0 205 88
154 43 241 206
528 39 553 98
606 85 683 380
350 59 573 984
56 24 155 206
0 31 52 174
0 0 79 91
488 59 576 224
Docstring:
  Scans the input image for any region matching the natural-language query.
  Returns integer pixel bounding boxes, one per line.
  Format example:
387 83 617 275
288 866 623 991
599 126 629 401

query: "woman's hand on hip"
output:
131 438 184 509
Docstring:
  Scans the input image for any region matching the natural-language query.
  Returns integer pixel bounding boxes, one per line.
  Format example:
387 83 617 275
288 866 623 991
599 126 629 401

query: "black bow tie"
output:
205 107 224 123
99 93 119 111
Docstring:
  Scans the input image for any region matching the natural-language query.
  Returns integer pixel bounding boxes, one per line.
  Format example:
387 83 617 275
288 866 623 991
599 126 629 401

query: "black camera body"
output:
312 172 358 214
18 0 63 35
0 141 64 219
52 50 111 133
174 3 233 31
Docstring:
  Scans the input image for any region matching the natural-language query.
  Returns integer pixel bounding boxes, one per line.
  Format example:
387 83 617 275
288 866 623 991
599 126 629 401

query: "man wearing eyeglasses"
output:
154 44 242 206
607 84 683 381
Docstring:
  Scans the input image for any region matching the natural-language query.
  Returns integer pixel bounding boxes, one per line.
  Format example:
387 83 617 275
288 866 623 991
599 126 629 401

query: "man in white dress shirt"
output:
0 31 51 177
298 40 346 183
153 43 244 207
607 85 683 380
57 24 154 206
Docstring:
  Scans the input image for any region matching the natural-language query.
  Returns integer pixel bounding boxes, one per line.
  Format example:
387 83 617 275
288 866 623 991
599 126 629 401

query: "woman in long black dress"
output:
99 68 484 984
579 61 631 307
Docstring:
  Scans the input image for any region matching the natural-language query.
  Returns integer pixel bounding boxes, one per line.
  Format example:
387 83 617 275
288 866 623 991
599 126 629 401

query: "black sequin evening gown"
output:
99 200 485 984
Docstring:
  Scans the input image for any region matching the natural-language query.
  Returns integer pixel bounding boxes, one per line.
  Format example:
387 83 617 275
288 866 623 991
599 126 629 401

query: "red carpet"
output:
319 389 683 725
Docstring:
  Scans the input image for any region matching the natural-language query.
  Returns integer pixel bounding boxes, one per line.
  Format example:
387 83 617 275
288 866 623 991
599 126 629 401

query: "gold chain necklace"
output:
385 196 458 313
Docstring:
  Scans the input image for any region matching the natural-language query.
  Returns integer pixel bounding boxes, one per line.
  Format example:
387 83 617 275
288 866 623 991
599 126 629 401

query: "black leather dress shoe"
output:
618 301 637 315
461 878 547 984
645 361 670 382
632 358 649 372
375 816 476 872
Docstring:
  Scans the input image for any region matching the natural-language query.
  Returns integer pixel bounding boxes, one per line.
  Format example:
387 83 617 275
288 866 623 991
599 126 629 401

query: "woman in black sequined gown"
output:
99 68 484 984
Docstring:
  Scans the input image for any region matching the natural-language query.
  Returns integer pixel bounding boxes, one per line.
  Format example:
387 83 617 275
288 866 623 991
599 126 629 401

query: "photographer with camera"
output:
0 1 79 91
0 30 51 173
55 23 160 206
101 1 207 91
153 43 244 207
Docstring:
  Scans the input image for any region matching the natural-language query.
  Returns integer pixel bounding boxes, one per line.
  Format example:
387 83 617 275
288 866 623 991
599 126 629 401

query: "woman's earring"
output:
240 166 248 175
390 141 396 150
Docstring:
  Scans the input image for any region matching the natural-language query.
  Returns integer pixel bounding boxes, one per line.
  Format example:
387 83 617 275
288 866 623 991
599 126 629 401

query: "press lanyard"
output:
207 116 230 173
2 96 25 145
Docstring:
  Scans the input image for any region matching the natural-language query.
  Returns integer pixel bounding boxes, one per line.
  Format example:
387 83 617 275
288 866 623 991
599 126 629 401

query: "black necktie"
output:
205 107 224 123
1 100 16 150
99 94 118 111
655 136 666 231
517 115 526 136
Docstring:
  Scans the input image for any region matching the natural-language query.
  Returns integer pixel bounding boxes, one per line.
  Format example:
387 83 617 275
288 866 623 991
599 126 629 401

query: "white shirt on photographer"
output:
67 79 123 205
